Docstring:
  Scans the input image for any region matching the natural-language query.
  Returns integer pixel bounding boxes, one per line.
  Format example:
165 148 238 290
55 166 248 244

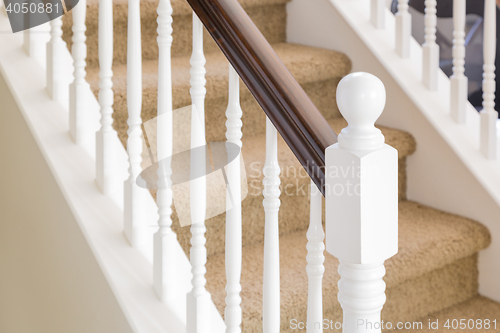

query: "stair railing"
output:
20 0 399 332
384 0 499 159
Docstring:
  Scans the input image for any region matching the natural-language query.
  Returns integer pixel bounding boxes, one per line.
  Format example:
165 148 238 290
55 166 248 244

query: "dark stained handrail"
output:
185 0 338 195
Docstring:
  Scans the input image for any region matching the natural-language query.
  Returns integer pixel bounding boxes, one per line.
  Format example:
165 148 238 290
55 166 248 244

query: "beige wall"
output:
0 74 134 333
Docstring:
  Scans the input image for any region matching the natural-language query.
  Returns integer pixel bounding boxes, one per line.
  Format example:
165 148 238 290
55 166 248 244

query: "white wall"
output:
0 73 135 333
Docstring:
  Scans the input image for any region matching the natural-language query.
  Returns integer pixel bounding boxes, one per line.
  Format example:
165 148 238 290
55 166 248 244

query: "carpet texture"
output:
61 0 499 330
203 202 490 333
396 296 500 333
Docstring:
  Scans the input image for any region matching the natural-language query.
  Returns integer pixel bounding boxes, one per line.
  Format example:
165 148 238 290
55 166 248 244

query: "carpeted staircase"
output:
62 0 499 331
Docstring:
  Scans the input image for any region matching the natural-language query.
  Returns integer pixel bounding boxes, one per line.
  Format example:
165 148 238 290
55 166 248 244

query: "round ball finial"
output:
336 72 386 150
336 72 386 127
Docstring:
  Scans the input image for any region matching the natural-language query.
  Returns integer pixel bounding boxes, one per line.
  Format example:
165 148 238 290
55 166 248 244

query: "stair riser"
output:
273 255 478 333
62 3 287 67
106 77 342 147
384 254 479 328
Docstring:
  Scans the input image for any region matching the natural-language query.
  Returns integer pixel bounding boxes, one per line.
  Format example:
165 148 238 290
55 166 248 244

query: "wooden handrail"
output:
185 0 338 195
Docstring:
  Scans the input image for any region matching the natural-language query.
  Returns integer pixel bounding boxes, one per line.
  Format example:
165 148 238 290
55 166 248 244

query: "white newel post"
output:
154 0 176 302
307 181 325 333
262 117 281 333
395 0 411 58
325 73 398 333
187 13 211 333
450 0 467 123
225 65 243 333
423 0 439 90
47 16 68 103
96 0 119 194
480 0 498 159
69 0 91 144
370 0 385 29
124 0 146 248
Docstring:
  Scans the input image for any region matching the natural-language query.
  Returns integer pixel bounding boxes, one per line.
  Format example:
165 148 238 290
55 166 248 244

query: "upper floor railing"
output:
387 0 499 158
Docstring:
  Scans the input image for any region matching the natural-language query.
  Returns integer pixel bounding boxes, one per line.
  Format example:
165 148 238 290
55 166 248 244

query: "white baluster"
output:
46 16 68 103
326 73 398 333
450 0 468 123
24 23 50 65
480 0 498 159
262 117 281 333
395 0 411 58
186 13 210 333
96 0 119 194
153 0 177 302
306 181 324 333
225 65 243 333
69 0 91 144
124 0 146 247
370 0 385 29
423 0 439 90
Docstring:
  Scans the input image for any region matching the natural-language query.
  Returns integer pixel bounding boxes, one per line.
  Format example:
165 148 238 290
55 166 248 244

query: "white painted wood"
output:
450 0 467 124
370 0 385 29
224 65 243 333
96 0 119 194
480 0 498 159
69 0 92 145
123 0 146 248
306 181 324 333
186 13 211 333
153 0 177 302
24 23 50 65
262 117 281 333
325 73 397 332
422 0 439 90
46 17 68 103
337 261 387 333
154 154 176 303
395 0 411 58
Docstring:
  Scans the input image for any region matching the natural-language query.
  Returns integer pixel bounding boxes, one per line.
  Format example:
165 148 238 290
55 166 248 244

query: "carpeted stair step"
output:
85 42 352 145
62 0 291 67
395 296 500 333
203 201 491 333
167 117 416 258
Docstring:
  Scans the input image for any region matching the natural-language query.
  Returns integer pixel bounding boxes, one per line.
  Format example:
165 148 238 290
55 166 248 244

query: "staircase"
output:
57 0 500 331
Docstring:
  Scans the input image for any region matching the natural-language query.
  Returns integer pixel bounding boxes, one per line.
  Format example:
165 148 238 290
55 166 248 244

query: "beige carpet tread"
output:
84 0 291 13
204 201 491 331
241 118 416 176
86 42 351 105
163 118 416 257
63 0 291 66
396 296 500 332
86 42 351 143
169 0 292 15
